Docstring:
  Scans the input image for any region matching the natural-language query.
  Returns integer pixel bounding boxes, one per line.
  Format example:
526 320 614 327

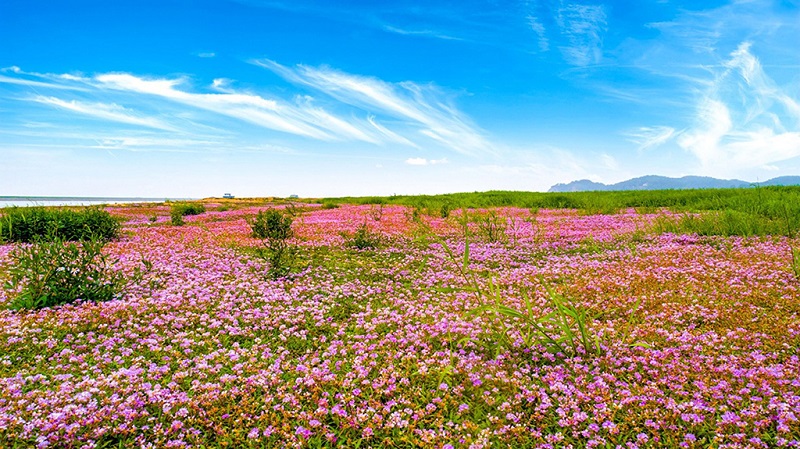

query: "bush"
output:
250 209 293 240
171 203 205 216
169 203 205 226
0 207 120 243
3 236 127 310
249 210 296 279
170 210 185 226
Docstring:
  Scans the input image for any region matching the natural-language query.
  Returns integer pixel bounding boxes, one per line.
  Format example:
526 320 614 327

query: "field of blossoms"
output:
0 202 799 448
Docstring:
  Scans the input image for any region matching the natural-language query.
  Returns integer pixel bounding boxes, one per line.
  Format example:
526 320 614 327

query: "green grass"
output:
651 210 797 237
321 185 800 213
321 186 800 237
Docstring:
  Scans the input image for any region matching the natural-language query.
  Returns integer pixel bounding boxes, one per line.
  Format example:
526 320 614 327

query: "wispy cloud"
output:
1 63 490 158
254 59 493 155
625 126 677 151
31 96 178 131
89 136 221 151
555 3 607 66
95 73 367 141
0 67 89 91
381 24 463 41
527 15 549 52
677 42 800 171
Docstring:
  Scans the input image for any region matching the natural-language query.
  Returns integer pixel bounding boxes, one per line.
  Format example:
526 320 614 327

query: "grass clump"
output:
474 211 508 243
0 207 120 243
439 209 601 358
249 209 297 279
3 236 127 310
465 278 602 358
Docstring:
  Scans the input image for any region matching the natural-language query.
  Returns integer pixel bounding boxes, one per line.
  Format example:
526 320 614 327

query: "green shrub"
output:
0 207 120 243
170 209 185 226
3 236 127 310
171 203 205 216
250 209 293 240
169 203 205 226
321 202 339 210
249 210 296 279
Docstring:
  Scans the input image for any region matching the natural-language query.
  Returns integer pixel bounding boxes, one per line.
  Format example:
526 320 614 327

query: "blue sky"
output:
1 0 799 197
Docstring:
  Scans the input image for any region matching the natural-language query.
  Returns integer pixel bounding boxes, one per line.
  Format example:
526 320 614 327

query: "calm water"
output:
0 197 173 208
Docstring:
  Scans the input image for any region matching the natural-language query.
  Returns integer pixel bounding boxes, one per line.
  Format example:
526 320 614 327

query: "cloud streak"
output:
1 63 490 159
625 126 677 151
32 96 179 131
254 59 493 155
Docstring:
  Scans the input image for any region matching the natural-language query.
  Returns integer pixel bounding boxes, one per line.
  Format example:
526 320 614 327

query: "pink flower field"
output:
1 204 799 448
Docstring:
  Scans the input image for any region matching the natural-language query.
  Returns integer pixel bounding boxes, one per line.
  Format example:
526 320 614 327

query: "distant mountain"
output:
757 176 800 187
547 179 607 192
548 175 800 192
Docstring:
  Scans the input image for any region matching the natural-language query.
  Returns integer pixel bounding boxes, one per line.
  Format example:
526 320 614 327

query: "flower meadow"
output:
0 203 799 448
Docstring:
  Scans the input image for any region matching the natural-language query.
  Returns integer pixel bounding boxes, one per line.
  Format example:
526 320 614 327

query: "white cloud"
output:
254 59 493 155
1 64 493 161
405 157 448 166
95 73 345 140
406 157 428 165
196 52 216 58
211 78 232 92
91 136 220 150
677 42 800 171
32 96 178 131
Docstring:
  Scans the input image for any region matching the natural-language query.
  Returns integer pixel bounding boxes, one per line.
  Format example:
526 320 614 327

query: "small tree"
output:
249 209 296 279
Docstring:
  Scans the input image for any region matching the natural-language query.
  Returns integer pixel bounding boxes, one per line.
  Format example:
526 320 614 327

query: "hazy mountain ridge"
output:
549 176 800 192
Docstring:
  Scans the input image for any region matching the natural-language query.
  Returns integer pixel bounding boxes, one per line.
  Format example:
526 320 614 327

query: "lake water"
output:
0 198 174 208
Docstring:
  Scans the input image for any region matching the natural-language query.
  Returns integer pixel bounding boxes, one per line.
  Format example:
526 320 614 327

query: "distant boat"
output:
223 193 235 199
